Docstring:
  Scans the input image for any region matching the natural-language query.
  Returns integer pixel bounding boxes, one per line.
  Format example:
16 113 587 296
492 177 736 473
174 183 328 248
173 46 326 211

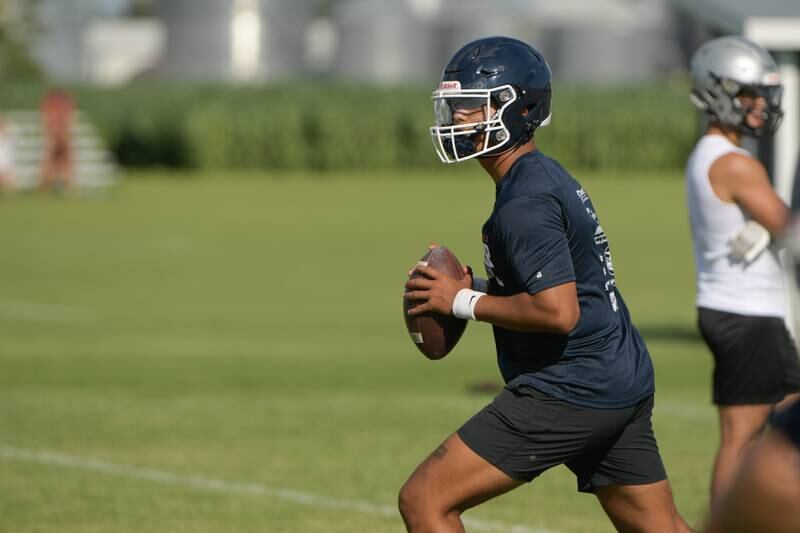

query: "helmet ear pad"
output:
698 75 747 131
483 85 551 156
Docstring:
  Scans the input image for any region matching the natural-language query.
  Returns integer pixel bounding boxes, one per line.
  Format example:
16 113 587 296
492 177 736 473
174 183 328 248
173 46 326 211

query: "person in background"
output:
39 89 75 193
686 35 800 508
703 216 800 533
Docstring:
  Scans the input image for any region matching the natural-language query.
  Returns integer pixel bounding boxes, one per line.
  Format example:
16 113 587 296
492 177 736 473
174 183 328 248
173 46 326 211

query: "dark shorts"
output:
457 382 666 493
698 307 800 405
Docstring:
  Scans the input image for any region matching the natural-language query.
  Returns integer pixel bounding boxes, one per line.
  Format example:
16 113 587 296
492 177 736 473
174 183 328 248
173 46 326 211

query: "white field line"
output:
0 299 92 323
0 445 554 533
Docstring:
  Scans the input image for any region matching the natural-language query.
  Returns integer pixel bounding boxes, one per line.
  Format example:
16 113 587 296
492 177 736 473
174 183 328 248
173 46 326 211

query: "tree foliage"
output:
0 0 43 80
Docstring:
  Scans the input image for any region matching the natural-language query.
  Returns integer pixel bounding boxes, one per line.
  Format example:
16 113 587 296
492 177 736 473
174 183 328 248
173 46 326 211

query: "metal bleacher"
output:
5 110 119 190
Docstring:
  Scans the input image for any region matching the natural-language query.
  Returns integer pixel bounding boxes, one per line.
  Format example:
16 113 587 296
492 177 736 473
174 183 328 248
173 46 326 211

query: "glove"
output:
729 220 771 264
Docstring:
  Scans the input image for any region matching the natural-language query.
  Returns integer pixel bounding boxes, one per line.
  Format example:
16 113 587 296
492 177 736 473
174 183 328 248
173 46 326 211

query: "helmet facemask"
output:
430 83 519 163
691 73 784 138
735 84 783 137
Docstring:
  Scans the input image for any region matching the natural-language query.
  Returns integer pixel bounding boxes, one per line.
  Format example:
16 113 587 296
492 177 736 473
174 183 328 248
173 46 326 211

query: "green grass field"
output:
0 169 715 532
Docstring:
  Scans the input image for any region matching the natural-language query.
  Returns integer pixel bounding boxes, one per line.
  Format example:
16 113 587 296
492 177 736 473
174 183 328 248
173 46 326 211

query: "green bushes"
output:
540 83 698 173
0 81 697 173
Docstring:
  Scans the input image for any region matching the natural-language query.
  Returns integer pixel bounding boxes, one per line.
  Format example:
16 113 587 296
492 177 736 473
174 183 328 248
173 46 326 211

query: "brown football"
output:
403 246 468 359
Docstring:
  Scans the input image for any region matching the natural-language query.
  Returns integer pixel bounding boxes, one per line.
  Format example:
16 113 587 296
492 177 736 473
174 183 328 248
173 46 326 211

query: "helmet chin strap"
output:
476 138 516 159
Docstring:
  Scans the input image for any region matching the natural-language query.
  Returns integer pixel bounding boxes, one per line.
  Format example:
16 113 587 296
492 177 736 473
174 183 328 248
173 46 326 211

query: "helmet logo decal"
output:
439 81 461 90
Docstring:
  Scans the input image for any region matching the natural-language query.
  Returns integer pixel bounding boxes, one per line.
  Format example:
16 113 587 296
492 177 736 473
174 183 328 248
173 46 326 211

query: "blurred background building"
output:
20 0 698 86
4 0 798 199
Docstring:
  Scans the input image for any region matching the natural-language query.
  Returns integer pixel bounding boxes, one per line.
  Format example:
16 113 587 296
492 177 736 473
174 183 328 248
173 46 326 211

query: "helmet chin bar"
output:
737 102 783 138
429 85 517 164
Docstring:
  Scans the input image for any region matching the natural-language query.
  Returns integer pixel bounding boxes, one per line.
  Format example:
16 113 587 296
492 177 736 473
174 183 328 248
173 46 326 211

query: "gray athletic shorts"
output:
458 382 667 493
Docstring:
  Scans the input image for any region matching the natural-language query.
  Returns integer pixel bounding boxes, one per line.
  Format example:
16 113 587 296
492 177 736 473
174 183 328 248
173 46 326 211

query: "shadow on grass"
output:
637 323 702 344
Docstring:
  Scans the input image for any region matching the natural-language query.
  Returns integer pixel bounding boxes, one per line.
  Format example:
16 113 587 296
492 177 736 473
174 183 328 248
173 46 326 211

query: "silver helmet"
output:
689 36 783 137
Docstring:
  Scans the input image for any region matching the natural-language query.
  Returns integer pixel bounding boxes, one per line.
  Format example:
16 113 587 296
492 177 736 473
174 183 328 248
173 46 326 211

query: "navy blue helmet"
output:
430 36 552 163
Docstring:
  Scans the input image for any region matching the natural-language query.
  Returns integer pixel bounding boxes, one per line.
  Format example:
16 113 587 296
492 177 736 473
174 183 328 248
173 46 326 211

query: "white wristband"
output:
472 276 489 293
452 288 486 320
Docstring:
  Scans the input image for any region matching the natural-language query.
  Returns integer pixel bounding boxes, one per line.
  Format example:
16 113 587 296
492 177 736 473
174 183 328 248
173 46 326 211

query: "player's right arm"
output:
407 191 581 334
710 152 789 236
472 282 579 334
406 266 579 334
475 193 580 334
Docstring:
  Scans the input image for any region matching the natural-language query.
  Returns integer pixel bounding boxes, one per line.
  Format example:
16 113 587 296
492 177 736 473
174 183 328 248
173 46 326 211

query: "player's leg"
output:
39 150 55 191
596 480 693 533
567 395 693 532
58 150 75 191
776 320 800 411
711 404 771 506
698 309 790 505
398 432 522 533
399 382 578 532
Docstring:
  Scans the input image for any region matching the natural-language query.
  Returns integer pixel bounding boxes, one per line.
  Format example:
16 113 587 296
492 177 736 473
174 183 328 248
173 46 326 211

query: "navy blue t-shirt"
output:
481 151 654 408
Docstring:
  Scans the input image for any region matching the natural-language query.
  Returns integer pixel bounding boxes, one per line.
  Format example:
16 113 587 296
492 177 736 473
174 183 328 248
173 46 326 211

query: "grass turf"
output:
0 169 714 532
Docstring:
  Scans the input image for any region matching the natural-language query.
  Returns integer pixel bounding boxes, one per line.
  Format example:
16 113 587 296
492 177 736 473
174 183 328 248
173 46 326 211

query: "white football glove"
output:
728 220 771 264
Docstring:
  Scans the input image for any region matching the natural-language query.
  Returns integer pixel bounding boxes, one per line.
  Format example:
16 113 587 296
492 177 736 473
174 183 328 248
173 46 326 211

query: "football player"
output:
39 89 75 193
400 36 692 533
703 217 800 533
685 35 800 507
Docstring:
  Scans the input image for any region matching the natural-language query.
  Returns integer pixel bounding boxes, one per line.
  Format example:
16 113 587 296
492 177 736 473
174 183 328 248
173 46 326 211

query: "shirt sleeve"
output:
495 193 575 294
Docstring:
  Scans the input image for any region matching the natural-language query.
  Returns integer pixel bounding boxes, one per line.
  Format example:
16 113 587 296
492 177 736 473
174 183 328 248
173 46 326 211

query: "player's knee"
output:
398 479 423 523
398 478 445 528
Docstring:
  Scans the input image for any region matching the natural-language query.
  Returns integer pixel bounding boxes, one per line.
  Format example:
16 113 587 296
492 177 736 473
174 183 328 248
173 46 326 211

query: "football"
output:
403 246 468 359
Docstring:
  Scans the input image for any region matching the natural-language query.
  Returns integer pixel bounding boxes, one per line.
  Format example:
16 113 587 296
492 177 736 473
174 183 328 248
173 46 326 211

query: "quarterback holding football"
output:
400 36 691 533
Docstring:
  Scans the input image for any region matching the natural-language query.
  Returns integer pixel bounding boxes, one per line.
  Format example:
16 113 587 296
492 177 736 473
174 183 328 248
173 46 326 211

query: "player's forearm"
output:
473 292 579 334
752 206 789 239
736 189 790 238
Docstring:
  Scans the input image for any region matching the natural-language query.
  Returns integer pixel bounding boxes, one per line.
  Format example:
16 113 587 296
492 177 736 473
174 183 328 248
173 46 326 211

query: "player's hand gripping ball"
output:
403 246 469 359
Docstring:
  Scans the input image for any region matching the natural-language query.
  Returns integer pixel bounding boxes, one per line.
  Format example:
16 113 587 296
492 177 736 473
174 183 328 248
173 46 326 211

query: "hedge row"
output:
0 81 698 173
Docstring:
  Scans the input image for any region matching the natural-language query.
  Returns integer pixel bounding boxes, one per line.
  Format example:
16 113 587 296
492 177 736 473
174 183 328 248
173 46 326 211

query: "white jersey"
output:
686 134 786 318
